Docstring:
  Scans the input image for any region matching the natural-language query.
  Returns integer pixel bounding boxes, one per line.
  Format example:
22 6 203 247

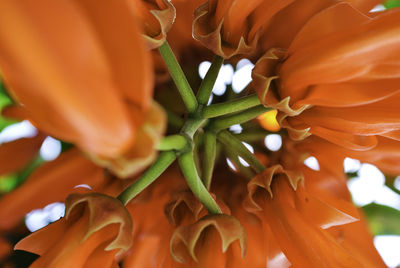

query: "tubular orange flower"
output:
170 214 247 267
131 0 176 49
15 193 133 268
253 4 400 150
0 0 153 158
244 165 366 267
193 0 294 58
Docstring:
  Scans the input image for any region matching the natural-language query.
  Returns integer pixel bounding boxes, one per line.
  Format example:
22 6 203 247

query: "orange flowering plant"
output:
0 0 399 267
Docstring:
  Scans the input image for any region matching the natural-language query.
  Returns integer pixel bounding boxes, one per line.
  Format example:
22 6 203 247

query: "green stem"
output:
157 135 188 151
181 117 207 138
234 131 268 143
211 105 270 131
178 151 222 214
202 94 260 118
202 131 217 189
218 130 265 173
117 151 176 205
159 42 197 113
197 55 224 105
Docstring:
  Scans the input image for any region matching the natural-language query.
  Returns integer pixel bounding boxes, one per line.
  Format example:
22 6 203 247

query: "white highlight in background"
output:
40 136 62 161
198 61 234 96
239 142 254 167
370 4 385 12
232 61 254 93
25 202 65 232
348 164 384 206
344 157 361 173
304 156 320 171
0 120 37 144
264 134 282 151
226 158 237 171
374 235 400 267
229 124 243 134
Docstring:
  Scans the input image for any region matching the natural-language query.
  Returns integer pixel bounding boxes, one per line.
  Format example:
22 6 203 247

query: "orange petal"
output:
0 133 44 176
15 218 67 255
89 101 166 178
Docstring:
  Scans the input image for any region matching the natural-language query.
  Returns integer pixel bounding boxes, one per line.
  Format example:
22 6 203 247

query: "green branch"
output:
211 105 270 131
117 151 176 205
196 55 224 105
178 151 222 214
202 131 217 189
202 94 260 118
159 42 197 113
157 135 188 151
181 118 207 138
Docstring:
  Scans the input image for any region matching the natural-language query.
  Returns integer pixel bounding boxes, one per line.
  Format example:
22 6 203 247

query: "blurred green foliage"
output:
363 203 400 235
384 0 400 8
0 77 17 131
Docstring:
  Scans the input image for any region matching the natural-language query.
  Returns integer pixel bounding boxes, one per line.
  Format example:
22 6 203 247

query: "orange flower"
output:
253 4 400 150
193 0 294 58
131 0 176 49
15 193 133 268
0 0 153 158
244 165 370 267
170 214 247 267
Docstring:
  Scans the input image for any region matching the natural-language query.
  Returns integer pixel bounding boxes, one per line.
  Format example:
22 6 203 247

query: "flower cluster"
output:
0 0 398 267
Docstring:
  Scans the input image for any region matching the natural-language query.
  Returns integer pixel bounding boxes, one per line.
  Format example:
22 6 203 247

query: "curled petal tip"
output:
65 192 133 255
170 214 248 263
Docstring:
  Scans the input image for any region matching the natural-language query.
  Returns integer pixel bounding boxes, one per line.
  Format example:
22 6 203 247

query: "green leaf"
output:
384 0 400 9
362 203 400 235
0 77 17 131
0 174 18 193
